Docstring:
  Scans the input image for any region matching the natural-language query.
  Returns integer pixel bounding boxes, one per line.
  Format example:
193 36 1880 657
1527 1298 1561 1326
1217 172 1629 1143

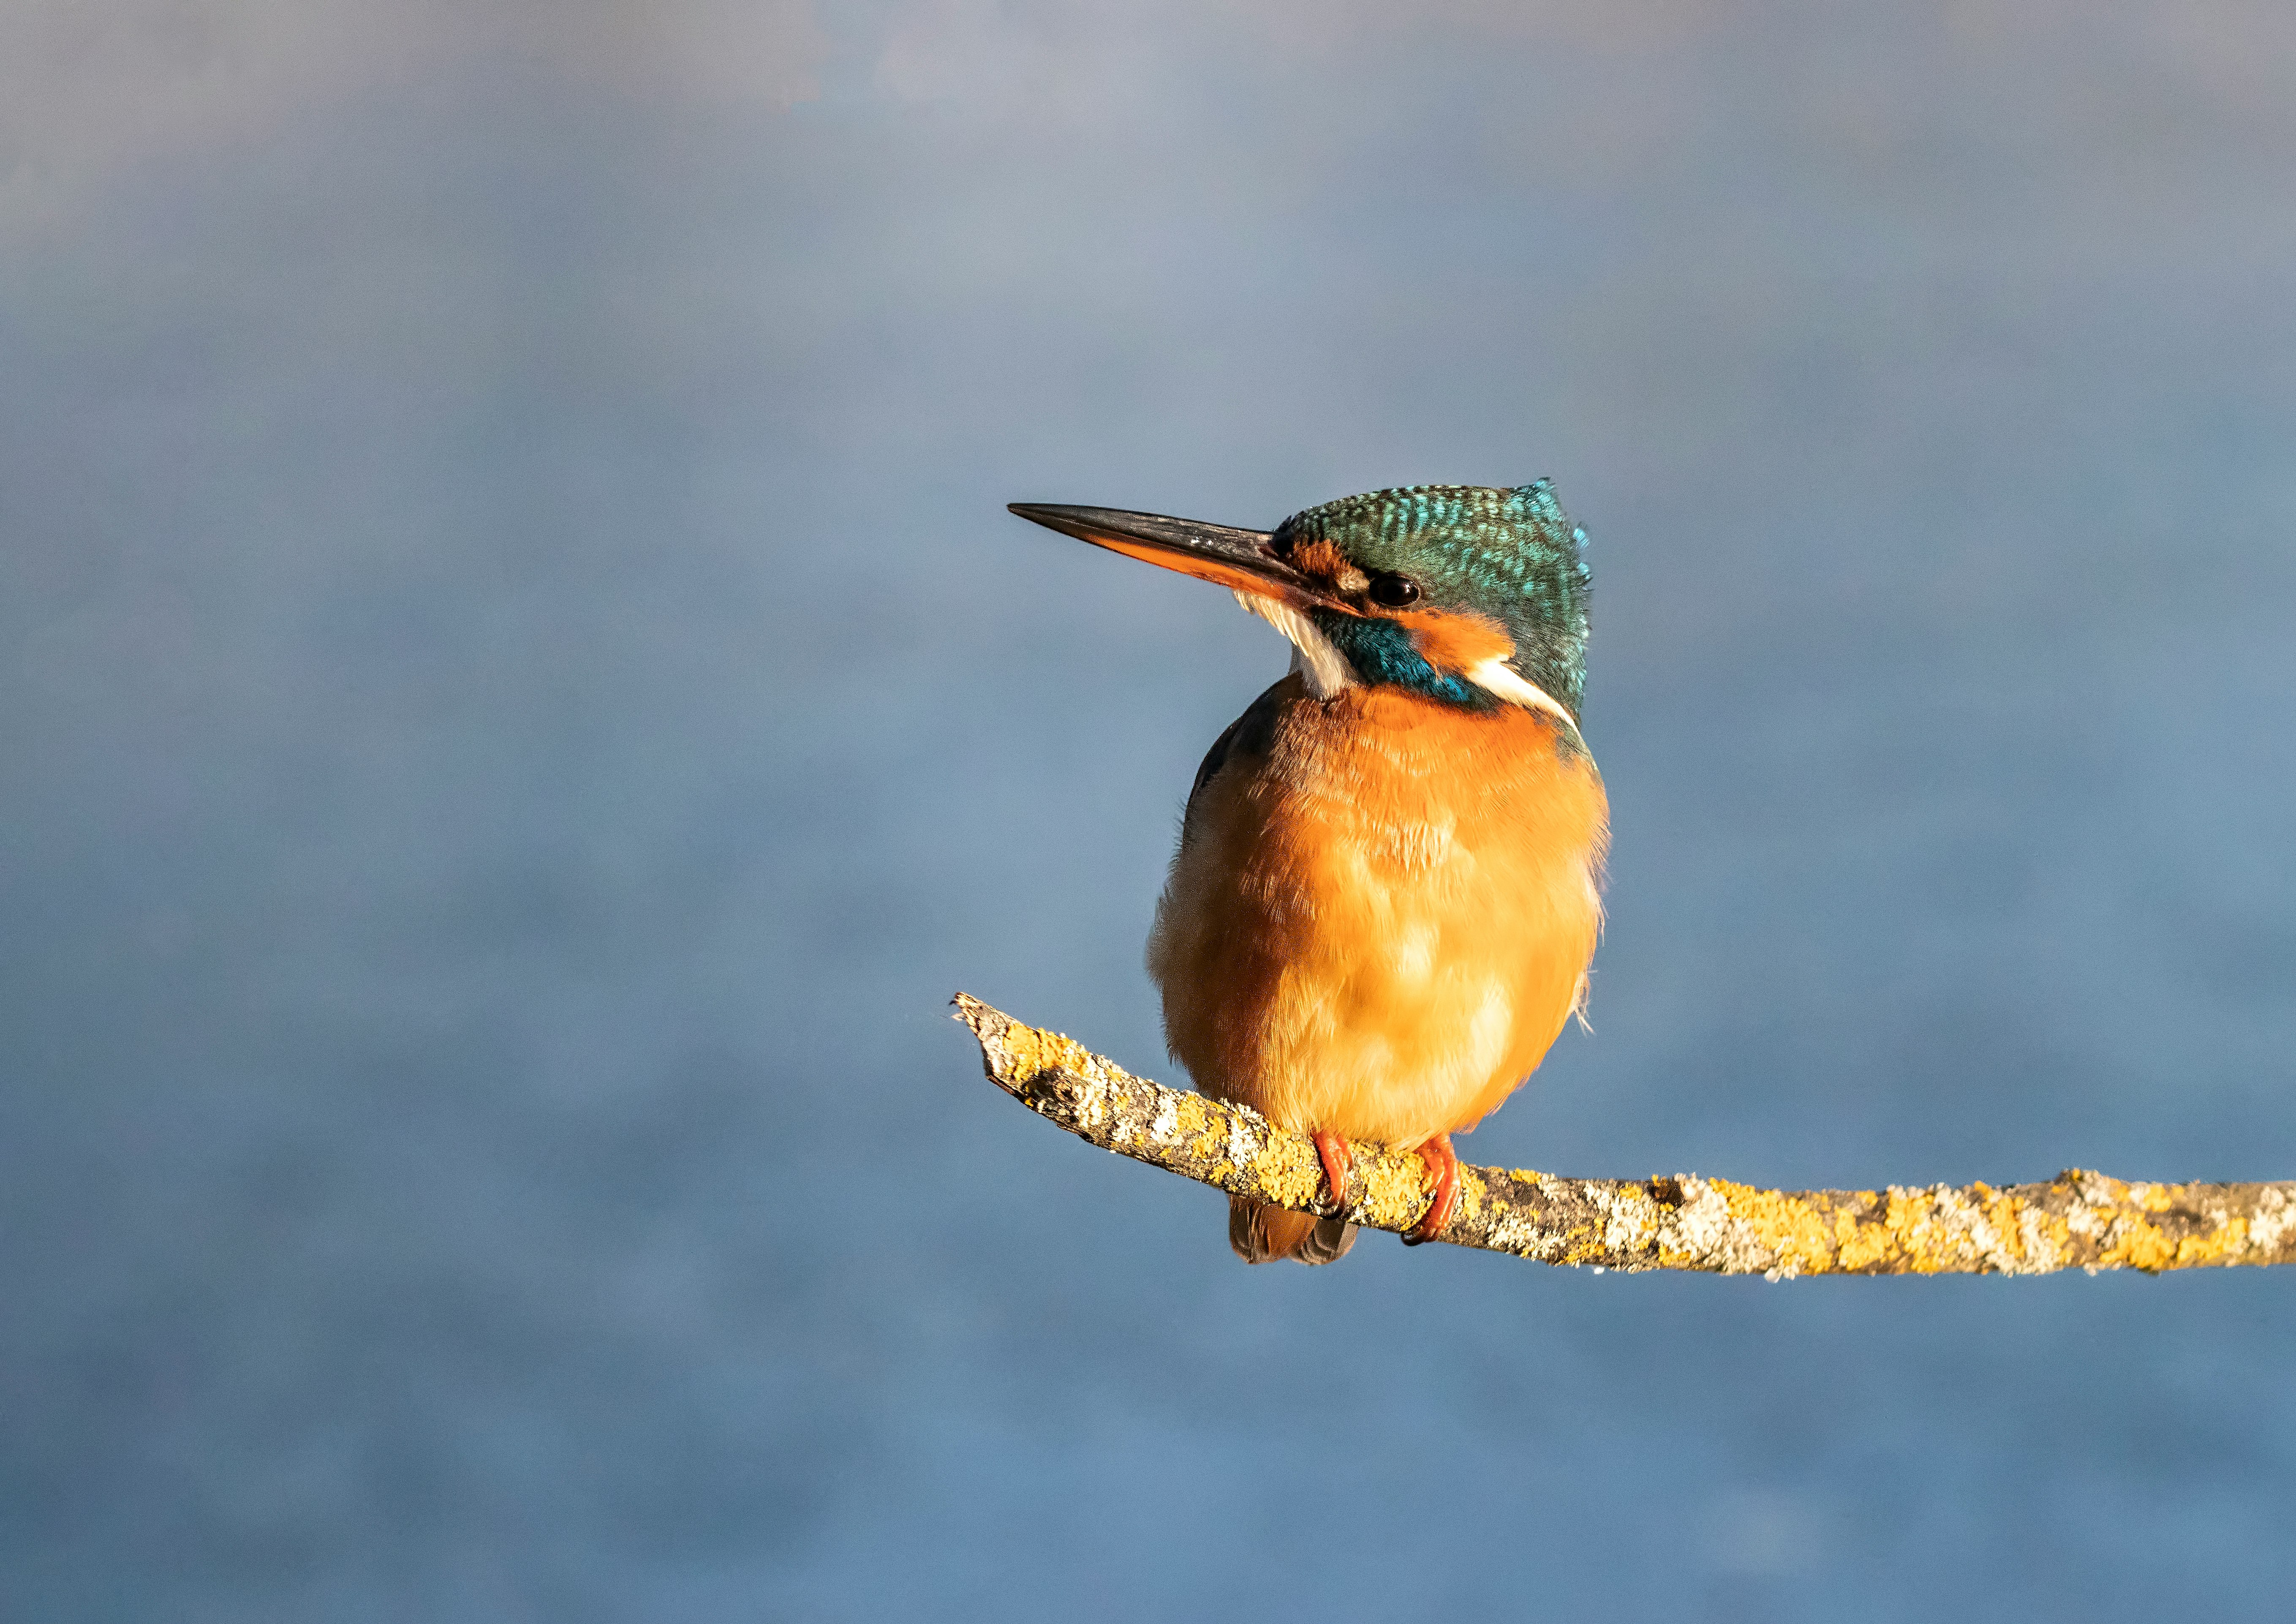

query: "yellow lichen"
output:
1259 1144 1324 1211
1717 1179 1839 1272
1355 1153 1433 1227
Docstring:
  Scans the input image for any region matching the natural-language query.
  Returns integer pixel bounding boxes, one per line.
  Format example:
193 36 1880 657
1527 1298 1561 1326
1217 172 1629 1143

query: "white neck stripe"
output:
1467 657 1583 737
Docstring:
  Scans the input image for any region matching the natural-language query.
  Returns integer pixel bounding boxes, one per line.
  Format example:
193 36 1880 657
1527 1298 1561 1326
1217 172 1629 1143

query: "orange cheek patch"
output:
1394 608 1515 675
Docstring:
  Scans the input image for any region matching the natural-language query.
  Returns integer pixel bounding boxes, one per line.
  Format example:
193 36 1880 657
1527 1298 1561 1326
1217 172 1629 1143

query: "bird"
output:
1009 483 1608 1264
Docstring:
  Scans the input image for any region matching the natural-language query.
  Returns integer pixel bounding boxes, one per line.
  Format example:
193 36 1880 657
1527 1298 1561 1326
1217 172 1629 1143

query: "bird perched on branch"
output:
1009 484 1608 1263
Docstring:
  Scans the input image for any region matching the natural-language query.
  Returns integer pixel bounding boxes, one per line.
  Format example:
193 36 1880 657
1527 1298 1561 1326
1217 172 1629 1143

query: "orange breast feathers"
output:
1148 675 1609 1148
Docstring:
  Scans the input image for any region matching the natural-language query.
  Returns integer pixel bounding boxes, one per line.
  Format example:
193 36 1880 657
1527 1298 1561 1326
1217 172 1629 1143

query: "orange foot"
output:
1401 1134 1459 1246
1311 1129 1354 1217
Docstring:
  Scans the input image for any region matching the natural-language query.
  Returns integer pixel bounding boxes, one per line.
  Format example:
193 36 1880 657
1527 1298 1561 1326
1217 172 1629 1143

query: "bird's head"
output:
1010 482 1592 733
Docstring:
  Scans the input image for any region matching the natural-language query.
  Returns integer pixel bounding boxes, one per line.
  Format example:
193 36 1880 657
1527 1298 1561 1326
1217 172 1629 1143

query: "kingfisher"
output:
1010 483 1608 1264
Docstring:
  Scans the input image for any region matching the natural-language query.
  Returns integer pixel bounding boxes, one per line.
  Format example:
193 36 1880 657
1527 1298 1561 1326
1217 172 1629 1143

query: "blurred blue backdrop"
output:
5 1 2295 1617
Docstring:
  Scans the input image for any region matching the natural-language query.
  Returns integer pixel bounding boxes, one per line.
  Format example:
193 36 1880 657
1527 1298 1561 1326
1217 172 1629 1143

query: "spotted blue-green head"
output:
1009 482 1594 732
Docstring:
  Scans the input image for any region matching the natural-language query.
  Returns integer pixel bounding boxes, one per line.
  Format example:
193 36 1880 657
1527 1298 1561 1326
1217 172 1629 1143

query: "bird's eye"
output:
1368 574 1421 608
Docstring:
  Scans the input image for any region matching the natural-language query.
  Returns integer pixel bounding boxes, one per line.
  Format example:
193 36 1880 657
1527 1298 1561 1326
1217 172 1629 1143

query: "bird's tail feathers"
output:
1230 1196 1357 1265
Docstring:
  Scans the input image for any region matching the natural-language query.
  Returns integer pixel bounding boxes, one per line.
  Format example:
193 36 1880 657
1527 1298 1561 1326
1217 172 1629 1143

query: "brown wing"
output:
1179 678 1287 847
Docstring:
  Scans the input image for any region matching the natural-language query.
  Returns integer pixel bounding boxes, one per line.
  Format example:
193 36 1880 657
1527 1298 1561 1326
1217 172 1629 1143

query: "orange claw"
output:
1311 1129 1354 1216
1401 1134 1459 1245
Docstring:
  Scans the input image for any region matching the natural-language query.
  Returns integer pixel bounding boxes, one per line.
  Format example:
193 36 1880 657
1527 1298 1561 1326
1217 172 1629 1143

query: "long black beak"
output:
1007 502 1328 605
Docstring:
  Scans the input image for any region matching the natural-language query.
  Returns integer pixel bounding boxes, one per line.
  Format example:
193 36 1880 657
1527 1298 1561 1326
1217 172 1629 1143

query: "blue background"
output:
5 1 2294 1616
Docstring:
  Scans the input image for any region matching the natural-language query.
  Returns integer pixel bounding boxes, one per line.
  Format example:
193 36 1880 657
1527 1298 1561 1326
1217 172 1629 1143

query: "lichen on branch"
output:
952 993 2296 1277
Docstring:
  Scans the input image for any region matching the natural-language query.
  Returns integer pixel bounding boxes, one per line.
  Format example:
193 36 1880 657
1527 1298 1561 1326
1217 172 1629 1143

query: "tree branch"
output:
953 993 2296 1276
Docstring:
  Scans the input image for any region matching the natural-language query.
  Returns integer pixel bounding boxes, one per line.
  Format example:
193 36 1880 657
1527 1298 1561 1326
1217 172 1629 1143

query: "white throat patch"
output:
1232 590 1351 699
